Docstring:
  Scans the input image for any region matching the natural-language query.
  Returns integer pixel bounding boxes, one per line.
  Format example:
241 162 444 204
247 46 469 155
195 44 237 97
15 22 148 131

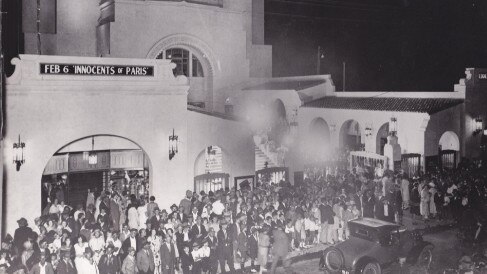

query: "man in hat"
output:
56 249 76 274
205 228 219 274
109 194 121 232
168 204 179 220
98 244 121 274
136 241 155 274
13 218 33 254
159 235 176 274
217 219 235 273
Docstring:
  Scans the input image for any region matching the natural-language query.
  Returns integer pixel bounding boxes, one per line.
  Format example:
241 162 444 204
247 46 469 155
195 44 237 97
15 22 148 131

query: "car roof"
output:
349 218 401 229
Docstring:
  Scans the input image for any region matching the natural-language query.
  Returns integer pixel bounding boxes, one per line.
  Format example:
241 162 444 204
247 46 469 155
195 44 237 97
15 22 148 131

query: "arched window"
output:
156 48 204 77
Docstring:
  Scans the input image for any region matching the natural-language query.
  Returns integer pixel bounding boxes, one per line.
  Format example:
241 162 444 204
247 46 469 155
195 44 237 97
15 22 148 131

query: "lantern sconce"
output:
169 129 178 160
389 116 398 136
473 117 483 135
13 135 25 171
365 124 373 138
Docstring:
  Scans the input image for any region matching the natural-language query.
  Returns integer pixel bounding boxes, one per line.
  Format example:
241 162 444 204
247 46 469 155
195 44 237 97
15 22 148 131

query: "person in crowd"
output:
270 224 291 274
122 229 141 261
75 247 99 274
179 244 193 274
160 235 176 274
205 228 219 274
257 225 270 274
98 244 121 274
56 249 76 274
29 252 54 274
420 184 430 220
138 198 148 230
236 226 249 271
13 218 33 255
148 229 162 274
136 241 155 274
147 196 159 220
121 247 137 274
127 204 139 230
217 219 235 273
248 227 259 273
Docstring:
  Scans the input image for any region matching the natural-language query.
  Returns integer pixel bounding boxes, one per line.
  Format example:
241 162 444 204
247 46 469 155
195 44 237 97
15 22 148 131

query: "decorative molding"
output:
146 33 217 77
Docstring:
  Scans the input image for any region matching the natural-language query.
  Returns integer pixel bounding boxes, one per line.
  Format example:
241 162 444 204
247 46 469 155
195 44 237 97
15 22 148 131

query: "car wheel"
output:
416 245 433 269
362 262 381 274
324 247 344 272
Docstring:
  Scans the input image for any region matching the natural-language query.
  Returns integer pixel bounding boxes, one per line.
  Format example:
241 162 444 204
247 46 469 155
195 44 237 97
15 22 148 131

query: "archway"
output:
339 119 362 151
41 135 152 215
307 118 331 163
439 131 460 151
148 34 216 110
376 122 389 155
268 99 289 147
193 145 229 194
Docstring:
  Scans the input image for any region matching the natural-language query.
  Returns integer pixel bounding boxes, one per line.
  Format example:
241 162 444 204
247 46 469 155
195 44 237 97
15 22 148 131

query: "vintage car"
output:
320 218 434 274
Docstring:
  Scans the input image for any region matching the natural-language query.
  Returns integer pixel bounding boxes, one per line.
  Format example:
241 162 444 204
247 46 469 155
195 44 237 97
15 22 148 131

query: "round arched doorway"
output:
306 117 331 163
193 145 230 194
339 119 362 151
41 135 152 215
376 122 389 155
439 131 460 169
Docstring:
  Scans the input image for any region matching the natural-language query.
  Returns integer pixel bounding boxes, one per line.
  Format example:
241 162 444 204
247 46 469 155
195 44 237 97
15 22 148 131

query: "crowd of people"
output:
2 158 487 274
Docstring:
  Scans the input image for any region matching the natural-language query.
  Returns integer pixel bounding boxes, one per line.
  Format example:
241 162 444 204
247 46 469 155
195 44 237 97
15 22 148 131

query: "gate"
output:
255 167 289 185
194 173 230 194
401 153 421 178
440 150 457 170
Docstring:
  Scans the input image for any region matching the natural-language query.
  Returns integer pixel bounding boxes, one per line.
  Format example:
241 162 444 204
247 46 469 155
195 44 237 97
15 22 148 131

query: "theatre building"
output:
1 0 486 236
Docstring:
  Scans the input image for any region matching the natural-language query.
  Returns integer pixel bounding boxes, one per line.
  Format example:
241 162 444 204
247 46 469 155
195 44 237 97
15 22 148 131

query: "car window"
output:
356 228 369 237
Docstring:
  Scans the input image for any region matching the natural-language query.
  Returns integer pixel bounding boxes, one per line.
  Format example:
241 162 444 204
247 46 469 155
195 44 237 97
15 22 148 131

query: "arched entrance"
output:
306 117 331 163
339 119 362 151
148 34 216 111
268 99 289 147
376 122 389 155
193 145 230 194
439 131 460 169
41 135 152 214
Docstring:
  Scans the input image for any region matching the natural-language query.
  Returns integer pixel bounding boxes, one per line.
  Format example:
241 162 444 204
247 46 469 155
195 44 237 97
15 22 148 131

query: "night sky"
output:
265 0 487 91
3 0 487 91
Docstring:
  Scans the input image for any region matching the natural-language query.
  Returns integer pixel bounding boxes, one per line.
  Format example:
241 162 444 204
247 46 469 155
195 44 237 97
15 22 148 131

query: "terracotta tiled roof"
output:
302 96 464 114
243 79 326 91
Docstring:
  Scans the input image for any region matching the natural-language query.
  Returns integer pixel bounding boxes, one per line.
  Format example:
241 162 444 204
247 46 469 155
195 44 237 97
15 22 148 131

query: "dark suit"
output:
136 248 155 274
149 215 162 230
30 262 55 274
206 235 219 274
13 226 33 253
191 224 207 240
180 251 193 274
56 259 77 274
217 227 235 273
160 242 176 274
98 254 121 274
121 237 142 261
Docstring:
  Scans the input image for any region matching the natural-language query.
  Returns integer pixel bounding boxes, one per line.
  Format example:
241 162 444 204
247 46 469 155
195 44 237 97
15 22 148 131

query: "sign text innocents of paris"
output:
40 63 155 76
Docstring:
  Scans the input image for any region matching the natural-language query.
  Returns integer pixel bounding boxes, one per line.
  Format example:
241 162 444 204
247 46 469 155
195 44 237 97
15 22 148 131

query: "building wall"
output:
424 104 463 157
297 107 430 170
3 55 189 235
187 111 255 186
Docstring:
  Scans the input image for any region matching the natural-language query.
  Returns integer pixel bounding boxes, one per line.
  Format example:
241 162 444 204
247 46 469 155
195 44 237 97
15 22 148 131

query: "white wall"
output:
4 55 189 235
186 110 255 187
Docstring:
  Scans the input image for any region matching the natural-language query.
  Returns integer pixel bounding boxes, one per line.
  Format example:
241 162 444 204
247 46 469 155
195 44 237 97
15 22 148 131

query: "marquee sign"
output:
40 63 154 76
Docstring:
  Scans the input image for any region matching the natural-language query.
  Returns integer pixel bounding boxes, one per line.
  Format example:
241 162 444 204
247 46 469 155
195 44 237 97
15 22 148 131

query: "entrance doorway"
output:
41 135 152 214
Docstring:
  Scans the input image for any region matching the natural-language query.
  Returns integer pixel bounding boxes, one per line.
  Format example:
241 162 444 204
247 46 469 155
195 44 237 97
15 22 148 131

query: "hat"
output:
130 228 138 233
186 190 193 196
193 241 201 248
154 207 160 212
17 218 28 226
170 204 178 210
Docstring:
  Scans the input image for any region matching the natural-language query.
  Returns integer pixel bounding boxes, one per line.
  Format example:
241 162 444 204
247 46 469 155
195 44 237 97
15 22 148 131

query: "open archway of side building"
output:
376 122 390 155
41 135 152 218
339 120 362 152
306 117 331 164
439 131 460 151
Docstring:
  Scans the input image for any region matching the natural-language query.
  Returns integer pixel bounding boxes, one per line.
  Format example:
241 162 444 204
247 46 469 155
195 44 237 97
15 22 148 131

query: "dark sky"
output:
265 0 487 91
3 0 487 91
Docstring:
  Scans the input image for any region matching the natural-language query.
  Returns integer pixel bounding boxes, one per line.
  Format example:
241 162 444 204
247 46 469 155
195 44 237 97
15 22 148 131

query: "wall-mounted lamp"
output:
389 116 398 136
169 129 178 160
88 136 97 165
474 117 483 135
13 135 25 171
365 125 373 137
